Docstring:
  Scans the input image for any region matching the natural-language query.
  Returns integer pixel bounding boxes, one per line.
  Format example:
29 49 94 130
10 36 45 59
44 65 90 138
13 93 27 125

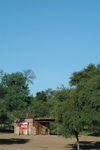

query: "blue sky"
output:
0 0 100 96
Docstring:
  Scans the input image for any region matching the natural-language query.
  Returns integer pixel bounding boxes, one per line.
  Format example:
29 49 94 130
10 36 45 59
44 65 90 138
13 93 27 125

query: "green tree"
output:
31 89 54 118
58 63 100 150
31 99 48 117
69 64 96 86
47 87 71 135
1 72 30 119
0 99 8 124
36 91 47 102
0 84 8 124
58 88 83 150
0 83 6 99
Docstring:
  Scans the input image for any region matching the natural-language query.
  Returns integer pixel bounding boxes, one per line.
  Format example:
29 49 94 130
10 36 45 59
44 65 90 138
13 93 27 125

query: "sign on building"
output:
20 122 28 130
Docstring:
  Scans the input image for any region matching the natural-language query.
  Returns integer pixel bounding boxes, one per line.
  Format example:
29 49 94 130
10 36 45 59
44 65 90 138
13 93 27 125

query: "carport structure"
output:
14 118 55 135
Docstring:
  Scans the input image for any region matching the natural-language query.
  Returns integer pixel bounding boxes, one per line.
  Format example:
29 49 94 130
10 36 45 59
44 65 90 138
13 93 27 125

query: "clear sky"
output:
0 0 100 96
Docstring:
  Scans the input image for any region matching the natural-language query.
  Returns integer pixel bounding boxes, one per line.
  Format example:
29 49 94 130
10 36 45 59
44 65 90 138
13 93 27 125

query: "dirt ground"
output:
0 133 100 150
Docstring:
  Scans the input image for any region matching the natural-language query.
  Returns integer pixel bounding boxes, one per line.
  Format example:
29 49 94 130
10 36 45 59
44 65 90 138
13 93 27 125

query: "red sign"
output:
20 122 28 130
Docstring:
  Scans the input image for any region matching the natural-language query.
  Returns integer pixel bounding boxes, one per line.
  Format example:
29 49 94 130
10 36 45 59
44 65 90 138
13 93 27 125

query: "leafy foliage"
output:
1 72 30 112
58 63 100 150
36 91 47 102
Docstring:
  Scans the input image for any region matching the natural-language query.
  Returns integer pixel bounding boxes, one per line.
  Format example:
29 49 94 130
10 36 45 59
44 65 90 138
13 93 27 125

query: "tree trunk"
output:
76 135 80 150
74 130 80 150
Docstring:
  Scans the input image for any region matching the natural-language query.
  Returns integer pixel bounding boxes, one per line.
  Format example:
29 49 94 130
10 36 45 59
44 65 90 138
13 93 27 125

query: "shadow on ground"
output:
64 141 100 150
0 138 30 145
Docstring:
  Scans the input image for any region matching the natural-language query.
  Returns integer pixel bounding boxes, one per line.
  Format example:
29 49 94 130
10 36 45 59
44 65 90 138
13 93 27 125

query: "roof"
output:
15 118 55 123
33 118 55 122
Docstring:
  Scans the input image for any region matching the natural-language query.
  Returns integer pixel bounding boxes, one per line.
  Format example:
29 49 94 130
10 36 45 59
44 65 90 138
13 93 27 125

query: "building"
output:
14 118 55 135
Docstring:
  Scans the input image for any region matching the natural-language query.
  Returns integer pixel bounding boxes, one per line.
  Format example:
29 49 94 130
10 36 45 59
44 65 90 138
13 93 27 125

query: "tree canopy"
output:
1 72 30 111
57 64 100 150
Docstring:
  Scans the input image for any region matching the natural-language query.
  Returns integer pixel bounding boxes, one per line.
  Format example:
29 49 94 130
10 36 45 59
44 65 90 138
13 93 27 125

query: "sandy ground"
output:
0 133 100 150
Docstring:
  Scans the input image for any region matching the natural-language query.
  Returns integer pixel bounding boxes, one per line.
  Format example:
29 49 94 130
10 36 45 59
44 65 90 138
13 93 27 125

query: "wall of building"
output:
14 120 50 135
33 122 50 135
14 123 19 135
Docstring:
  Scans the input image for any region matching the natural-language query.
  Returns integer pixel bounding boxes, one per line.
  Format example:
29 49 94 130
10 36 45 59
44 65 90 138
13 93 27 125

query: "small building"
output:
14 118 55 135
